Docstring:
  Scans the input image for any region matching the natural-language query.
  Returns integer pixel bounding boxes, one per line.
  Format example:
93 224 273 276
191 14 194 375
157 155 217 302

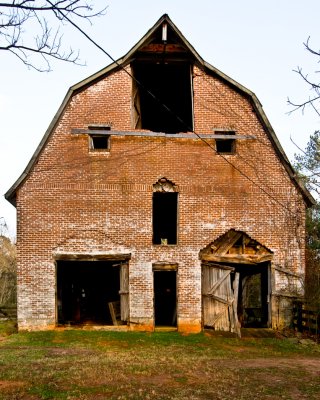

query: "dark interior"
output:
153 192 178 245
91 135 110 150
216 133 235 154
133 62 193 133
154 270 177 326
57 260 120 325
232 263 269 328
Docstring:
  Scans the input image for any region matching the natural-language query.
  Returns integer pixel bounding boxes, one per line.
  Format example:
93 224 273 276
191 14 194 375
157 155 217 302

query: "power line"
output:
43 7 303 216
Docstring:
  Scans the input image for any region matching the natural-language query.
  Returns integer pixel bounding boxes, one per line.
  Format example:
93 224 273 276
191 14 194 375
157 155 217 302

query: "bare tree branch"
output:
0 1 107 71
288 37 320 115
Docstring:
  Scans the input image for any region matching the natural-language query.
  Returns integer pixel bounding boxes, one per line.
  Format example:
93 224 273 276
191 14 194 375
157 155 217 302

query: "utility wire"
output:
50 6 301 216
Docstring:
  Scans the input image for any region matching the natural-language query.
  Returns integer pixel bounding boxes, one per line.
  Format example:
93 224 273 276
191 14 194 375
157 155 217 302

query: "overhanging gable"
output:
200 229 274 265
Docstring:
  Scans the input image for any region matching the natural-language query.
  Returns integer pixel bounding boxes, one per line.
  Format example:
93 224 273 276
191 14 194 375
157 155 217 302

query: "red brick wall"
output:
16 65 306 330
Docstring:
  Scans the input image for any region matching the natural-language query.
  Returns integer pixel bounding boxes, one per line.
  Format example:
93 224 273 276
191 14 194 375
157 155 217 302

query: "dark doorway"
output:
233 263 270 328
132 62 193 133
56 260 125 325
153 192 178 245
154 270 177 326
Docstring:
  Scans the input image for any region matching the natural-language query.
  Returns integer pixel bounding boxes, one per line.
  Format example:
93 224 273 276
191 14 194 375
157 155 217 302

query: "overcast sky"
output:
1 0 320 237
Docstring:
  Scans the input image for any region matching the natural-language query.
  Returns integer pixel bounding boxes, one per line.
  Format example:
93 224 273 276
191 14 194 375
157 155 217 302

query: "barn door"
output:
119 263 129 322
202 263 241 337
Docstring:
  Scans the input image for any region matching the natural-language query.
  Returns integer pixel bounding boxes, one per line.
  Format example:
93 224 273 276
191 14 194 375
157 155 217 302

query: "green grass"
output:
0 325 319 399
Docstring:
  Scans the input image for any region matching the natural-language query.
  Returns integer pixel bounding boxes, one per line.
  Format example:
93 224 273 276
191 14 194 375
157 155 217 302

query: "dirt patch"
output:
97 340 129 348
213 357 320 374
0 380 25 389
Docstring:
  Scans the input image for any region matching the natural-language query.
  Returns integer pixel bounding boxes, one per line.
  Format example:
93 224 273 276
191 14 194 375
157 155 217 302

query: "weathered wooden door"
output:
202 263 241 337
119 263 129 322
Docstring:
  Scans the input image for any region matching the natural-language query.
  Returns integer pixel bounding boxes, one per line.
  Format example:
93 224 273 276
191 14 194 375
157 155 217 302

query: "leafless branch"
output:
288 37 320 115
0 1 107 71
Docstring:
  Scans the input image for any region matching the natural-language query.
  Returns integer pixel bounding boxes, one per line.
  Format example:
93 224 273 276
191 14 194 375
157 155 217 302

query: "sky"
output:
1 0 320 238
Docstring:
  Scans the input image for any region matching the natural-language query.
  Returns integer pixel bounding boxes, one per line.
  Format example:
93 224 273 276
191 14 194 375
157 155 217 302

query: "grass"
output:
0 323 319 399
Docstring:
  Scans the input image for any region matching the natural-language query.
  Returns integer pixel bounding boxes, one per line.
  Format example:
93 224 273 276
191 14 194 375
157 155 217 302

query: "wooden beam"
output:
202 254 273 264
139 44 187 53
71 129 256 140
201 262 235 271
152 263 178 271
54 253 131 261
215 231 242 255
204 293 234 306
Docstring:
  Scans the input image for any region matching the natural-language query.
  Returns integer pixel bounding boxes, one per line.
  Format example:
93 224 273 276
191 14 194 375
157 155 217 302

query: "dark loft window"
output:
132 62 193 133
153 192 178 245
215 131 236 154
90 135 110 151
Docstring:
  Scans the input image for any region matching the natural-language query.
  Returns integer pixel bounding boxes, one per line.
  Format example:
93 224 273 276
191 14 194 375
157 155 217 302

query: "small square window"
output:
90 135 110 151
215 131 236 154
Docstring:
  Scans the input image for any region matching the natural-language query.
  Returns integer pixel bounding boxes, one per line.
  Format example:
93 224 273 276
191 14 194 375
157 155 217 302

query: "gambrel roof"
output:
5 14 315 207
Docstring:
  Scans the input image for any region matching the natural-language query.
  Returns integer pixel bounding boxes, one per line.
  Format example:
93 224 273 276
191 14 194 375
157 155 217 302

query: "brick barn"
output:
5 14 314 333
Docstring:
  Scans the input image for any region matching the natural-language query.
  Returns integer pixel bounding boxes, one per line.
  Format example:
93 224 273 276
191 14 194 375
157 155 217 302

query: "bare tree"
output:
288 37 320 116
0 1 107 71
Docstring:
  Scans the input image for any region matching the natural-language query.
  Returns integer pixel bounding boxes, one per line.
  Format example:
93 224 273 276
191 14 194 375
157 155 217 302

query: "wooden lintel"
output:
54 253 131 261
152 263 178 271
202 254 272 264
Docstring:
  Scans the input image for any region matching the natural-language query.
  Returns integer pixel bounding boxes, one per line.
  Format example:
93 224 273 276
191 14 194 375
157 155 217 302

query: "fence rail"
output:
292 302 320 337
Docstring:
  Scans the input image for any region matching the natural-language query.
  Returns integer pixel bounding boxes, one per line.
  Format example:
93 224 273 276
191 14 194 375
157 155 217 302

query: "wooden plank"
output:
204 293 234 306
108 301 121 326
202 254 273 264
120 263 129 322
152 263 178 271
232 273 241 338
139 44 187 53
201 262 235 271
215 231 242 255
54 253 131 261
206 270 231 295
71 129 256 140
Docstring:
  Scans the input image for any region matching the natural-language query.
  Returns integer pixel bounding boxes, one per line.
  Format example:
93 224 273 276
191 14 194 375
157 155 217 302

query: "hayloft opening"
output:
132 62 193 133
154 270 177 326
90 135 110 151
215 131 236 154
56 260 128 326
153 192 178 245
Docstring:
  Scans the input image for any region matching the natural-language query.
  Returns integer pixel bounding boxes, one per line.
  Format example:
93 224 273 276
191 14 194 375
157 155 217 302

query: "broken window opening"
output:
215 131 236 154
90 135 110 151
132 62 193 133
154 270 177 327
56 260 128 326
153 192 178 245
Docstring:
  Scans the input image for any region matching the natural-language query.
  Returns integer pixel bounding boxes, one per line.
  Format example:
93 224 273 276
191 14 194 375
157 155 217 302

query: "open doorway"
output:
235 263 269 328
202 262 270 331
154 270 177 326
56 260 129 326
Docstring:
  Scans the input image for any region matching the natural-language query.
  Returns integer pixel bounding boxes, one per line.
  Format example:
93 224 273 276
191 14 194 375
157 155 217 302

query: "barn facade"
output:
6 15 313 333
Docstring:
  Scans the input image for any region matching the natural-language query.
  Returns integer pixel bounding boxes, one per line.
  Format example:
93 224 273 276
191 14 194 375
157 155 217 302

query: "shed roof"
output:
5 14 315 207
